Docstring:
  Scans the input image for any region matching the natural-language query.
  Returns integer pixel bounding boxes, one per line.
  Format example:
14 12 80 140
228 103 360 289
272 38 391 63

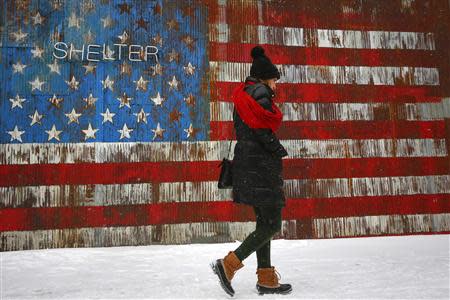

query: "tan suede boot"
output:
256 266 292 295
211 251 244 296
222 251 244 281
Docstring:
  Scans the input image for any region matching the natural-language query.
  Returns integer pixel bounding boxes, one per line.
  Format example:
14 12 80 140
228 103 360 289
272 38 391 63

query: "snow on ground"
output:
1 234 449 300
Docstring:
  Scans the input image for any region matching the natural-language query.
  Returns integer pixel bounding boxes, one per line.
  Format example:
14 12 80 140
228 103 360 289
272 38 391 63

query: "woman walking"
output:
211 46 292 296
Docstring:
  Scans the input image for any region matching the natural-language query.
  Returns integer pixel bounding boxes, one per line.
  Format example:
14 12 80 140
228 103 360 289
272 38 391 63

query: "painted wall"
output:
1 0 449 251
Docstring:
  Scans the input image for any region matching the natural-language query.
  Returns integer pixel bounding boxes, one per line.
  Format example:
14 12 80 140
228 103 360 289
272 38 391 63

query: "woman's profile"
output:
211 46 292 296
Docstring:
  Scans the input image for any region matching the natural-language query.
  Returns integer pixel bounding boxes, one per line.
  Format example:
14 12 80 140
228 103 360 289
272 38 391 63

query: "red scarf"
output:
231 82 283 132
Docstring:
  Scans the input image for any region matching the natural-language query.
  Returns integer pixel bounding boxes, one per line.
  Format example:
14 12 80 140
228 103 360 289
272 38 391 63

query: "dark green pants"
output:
233 205 282 268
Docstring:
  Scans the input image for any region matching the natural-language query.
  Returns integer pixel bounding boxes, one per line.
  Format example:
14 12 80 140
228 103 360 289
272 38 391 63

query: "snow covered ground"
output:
1 234 449 299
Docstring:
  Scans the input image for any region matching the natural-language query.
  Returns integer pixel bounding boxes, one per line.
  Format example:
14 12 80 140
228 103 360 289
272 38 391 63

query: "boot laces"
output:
273 268 281 283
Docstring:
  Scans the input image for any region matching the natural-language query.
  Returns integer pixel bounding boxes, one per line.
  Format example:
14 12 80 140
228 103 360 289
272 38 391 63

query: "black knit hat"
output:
249 46 280 80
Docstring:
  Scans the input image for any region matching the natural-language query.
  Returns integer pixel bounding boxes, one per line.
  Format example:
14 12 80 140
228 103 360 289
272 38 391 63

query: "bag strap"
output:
226 107 236 159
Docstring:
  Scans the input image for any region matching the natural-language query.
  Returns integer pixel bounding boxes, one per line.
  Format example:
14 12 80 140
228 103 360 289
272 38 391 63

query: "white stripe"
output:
157 176 450 202
158 181 230 203
2 213 449 251
404 102 447 120
351 176 450 197
209 23 436 50
211 101 446 121
4 175 448 208
293 175 450 198
0 138 446 164
313 213 450 238
210 61 440 85
0 183 153 208
283 139 447 159
0 222 257 251
442 98 450 118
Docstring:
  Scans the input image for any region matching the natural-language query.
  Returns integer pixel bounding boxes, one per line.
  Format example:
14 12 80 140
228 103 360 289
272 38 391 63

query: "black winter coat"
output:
231 76 288 208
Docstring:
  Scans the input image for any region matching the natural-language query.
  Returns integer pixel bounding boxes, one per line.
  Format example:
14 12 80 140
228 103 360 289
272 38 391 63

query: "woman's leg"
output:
233 205 282 262
256 240 271 268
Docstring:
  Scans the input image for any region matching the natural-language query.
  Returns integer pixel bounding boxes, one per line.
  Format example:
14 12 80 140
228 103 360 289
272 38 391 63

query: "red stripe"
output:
1 195 449 231
0 157 448 187
211 82 441 103
0 161 219 187
210 120 446 140
209 42 438 67
283 157 449 180
207 0 439 32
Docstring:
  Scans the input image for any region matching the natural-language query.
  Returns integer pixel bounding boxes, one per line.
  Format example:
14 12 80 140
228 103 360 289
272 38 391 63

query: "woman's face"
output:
262 78 277 91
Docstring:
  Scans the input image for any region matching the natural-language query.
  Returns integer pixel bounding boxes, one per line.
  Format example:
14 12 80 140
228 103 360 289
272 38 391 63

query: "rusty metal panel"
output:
1 0 450 252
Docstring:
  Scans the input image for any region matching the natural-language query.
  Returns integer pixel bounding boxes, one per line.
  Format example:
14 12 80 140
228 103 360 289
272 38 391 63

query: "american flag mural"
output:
0 0 449 251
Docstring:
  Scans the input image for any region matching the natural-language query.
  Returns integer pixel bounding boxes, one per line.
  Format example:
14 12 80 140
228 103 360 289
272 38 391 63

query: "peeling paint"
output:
210 62 440 85
0 138 446 165
284 175 450 198
211 101 445 121
209 23 435 50
158 181 228 203
283 139 447 159
2 214 449 251
314 213 450 238
2 175 448 209
0 183 153 208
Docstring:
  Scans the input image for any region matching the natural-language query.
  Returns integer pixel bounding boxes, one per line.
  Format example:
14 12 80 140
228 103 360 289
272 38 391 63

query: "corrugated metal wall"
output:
0 0 449 251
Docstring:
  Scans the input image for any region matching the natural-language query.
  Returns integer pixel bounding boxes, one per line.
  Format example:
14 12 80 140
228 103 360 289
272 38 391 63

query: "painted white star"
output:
133 108 150 124
7 125 25 142
83 62 96 74
47 60 61 74
9 94 26 109
29 76 45 91
100 108 115 124
168 75 180 91
183 62 196 76
31 45 44 59
32 11 45 25
29 110 43 126
118 30 129 43
65 75 80 90
117 92 132 108
83 93 98 108
117 123 133 140
183 123 198 138
65 108 82 124
10 28 28 42
101 15 114 28
182 35 196 49
68 12 81 28
101 75 114 91
166 48 179 62
150 92 165 106
12 60 27 74
133 75 149 91
152 34 163 47
45 124 62 141
52 1 63 10
82 123 99 140
81 0 95 13
84 29 95 44
48 94 64 108
151 122 166 140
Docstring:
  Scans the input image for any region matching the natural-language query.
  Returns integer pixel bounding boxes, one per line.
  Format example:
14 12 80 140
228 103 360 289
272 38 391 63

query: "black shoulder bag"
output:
218 128 234 189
